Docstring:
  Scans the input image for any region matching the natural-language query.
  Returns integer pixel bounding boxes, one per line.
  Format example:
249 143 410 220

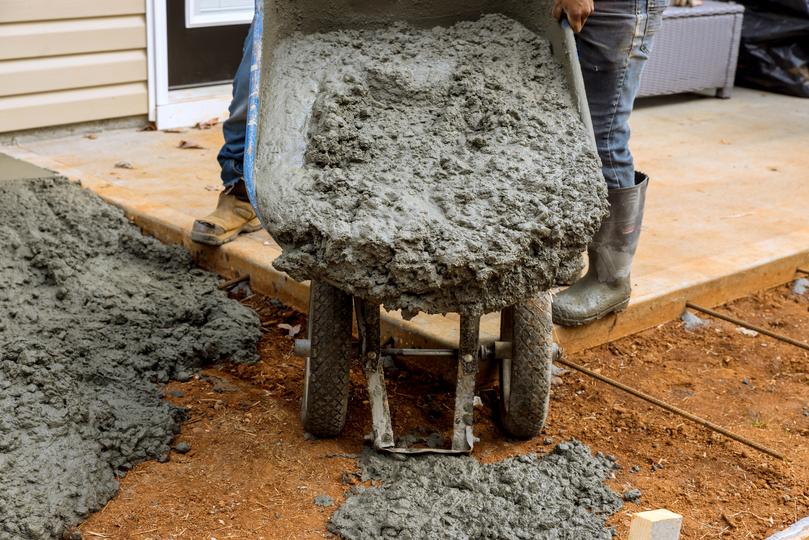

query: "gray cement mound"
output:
0 177 260 539
254 14 607 318
330 440 622 539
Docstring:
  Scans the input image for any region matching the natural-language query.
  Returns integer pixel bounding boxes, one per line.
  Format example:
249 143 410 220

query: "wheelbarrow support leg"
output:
340 302 479 454
355 300 395 450
452 313 480 452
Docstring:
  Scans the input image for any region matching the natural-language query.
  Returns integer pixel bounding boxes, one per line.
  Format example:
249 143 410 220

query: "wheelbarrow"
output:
242 0 597 454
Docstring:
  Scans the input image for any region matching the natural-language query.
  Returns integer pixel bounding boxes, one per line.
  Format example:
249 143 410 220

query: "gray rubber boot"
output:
552 172 649 326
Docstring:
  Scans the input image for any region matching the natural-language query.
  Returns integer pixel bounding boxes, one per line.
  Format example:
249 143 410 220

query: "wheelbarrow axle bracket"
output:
293 341 512 361
294 308 492 455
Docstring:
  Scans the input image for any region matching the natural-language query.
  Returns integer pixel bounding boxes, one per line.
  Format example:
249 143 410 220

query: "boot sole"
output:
552 298 630 327
190 218 262 246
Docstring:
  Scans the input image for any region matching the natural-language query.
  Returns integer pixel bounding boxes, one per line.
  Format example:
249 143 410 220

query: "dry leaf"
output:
204 185 221 192
194 117 220 130
85 133 98 140
178 140 205 149
114 161 134 170
140 123 157 132
164 128 186 134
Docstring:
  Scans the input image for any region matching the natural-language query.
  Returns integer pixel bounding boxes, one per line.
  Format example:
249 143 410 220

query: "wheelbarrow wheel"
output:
301 281 353 438
498 292 553 439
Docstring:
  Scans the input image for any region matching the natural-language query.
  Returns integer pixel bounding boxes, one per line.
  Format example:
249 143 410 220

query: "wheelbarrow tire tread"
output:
302 281 353 438
499 294 553 439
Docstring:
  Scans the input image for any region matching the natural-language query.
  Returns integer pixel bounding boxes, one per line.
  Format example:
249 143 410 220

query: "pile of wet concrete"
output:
330 440 623 539
0 177 260 539
255 14 607 318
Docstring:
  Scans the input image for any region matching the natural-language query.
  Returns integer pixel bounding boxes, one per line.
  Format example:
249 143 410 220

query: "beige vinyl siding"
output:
0 51 147 96
0 0 148 133
0 0 145 23
0 83 148 132
0 16 147 60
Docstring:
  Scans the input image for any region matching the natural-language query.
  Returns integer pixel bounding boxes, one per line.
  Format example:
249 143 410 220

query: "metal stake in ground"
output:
686 302 809 353
553 355 785 460
217 273 250 290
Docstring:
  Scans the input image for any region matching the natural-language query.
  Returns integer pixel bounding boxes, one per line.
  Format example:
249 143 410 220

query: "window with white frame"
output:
185 0 254 28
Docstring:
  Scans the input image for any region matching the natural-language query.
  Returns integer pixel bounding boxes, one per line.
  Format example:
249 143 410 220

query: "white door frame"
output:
146 0 240 129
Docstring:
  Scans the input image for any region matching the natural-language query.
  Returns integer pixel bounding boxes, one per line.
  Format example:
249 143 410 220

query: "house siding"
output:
0 0 148 133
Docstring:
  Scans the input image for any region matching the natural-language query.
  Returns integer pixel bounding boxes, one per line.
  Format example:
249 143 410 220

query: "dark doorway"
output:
166 0 250 89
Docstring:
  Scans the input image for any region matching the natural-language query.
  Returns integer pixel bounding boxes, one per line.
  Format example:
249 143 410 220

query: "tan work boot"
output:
552 172 649 326
191 181 261 246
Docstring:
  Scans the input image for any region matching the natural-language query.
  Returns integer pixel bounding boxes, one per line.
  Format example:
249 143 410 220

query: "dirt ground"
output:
79 281 809 540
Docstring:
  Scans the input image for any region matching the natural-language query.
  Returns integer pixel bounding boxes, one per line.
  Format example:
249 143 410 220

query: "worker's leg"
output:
577 0 665 188
217 23 254 193
552 0 666 326
192 23 261 246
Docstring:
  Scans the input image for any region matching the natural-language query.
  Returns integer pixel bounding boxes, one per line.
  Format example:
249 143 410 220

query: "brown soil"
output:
80 282 809 540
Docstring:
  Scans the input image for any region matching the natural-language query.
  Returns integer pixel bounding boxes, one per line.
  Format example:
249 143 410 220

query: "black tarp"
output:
734 3 809 97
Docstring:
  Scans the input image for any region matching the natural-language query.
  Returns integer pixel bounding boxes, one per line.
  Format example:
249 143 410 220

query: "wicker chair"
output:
638 1 745 99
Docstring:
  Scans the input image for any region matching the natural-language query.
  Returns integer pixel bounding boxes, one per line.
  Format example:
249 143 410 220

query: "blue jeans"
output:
575 0 667 189
218 23 254 187
221 8 665 190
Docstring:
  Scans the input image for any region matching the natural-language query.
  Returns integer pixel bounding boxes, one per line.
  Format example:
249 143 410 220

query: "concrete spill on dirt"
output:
330 441 622 539
0 177 260 539
255 14 607 318
681 310 709 332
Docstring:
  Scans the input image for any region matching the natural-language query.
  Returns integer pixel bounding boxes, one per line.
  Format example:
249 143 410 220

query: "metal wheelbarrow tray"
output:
244 0 599 454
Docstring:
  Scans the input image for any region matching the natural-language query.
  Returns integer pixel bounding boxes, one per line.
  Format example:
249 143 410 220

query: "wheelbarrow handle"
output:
243 0 265 214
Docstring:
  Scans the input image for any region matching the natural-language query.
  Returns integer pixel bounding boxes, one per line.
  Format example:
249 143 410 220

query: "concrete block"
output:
629 509 683 540
766 516 809 540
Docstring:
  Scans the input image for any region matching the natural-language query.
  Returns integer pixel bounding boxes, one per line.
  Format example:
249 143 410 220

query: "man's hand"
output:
552 0 594 33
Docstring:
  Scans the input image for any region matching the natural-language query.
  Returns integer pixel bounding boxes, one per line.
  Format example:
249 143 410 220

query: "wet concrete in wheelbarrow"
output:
255 14 607 318
0 177 260 539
